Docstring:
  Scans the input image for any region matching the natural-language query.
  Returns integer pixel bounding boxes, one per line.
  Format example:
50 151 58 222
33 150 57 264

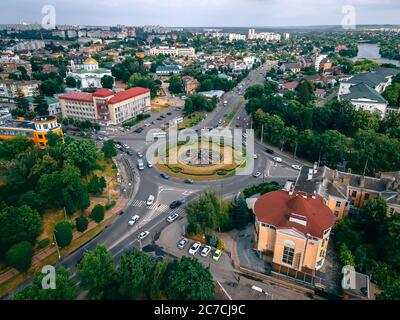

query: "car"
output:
144 123 151 127
253 172 261 178
126 150 133 156
291 164 302 171
189 241 201 255
146 195 155 206
242 133 248 139
115 144 122 149
137 152 143 158
160 115 166 119
218 119 222 125
137 231 150 240
123 144 130 149
184 179 194 184
156 117 162 121
253 154 258 159
273 157 283 163
177 238 188 249
147 161 153 168
169 200 182 209
167 213 179 223
128 215 140 226
160 173 170 180
265 148 274 155
134 127 144 133
200 245 212 257
237 116 240 120
213 249 222 261
166 112 172 115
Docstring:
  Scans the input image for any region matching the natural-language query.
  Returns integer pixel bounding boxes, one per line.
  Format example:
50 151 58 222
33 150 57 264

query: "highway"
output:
6 61 309 298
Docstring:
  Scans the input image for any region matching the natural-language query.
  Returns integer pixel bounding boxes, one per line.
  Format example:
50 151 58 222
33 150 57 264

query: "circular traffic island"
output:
154 141 248 181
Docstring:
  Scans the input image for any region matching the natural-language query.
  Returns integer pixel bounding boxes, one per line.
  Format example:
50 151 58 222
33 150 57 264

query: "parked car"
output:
169 200 182 209
213 249 222 261
265 148 274 155
128 215 140 226
167 213 179 223
253 172 261 178
146 195 155 206
137 152 143 158
137 231 150 240
291 164 302 171
184 179 194 184
177 238 188 249
253 154 258 159
200 245 212 257
160 173 170 180
189 241 201 255
273 157 283 163
147 161 153 168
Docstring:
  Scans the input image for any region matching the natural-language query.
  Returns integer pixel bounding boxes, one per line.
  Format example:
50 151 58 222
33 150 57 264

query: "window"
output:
364 193 370 200
282 247 294 266
334 211 339 217
351 191 357 197
336 201 341 208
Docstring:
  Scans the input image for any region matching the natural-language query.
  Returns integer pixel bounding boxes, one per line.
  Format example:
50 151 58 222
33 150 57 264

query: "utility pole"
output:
63 207 67 220
294 141 298 160
363 157 369 177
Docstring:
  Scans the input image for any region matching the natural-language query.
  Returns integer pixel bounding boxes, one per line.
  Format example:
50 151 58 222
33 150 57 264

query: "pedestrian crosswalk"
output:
130 199 186 216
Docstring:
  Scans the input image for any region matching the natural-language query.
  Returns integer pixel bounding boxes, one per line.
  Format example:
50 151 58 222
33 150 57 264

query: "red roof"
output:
282 81 298 90
59 92 93 103
108 87 150 104
254 190 335 238
93 88 114 98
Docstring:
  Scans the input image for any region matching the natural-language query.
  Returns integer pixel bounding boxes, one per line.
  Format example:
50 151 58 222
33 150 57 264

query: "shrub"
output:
54 221 73 248
38 239 50 249
90 204 105 223
209 234 218 247
171 167 183 173
217 239 225 251
104 200 116 211
216 169 227 176
6 241 33 272
75 215 89 233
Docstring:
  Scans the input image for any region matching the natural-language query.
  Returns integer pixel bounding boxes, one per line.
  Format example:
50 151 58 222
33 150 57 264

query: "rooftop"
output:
343 67 399 87
340 82 387 104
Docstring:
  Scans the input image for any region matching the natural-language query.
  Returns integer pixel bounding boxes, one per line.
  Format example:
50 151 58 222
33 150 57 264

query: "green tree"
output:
64 139 98 175
101 140 117 159
0 137 35 160
101 75 114 89
339 243 355 267
382 82 400 107
54 221 73 248
295 79 315 105
229 196 249 230
65 76 77 88
90 204 105 223
13 266 76 300
118 248 154 299
33 90 49 116
75 215 89 233
0 205 42 255
6 241 33 272
149 260 169 300
78 245 116 299
168 75 184 94
15 89 30 113
164 257 214 300
87 175 106 194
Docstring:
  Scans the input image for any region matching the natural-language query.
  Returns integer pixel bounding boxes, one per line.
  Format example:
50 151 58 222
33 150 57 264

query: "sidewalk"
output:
0 196 128 286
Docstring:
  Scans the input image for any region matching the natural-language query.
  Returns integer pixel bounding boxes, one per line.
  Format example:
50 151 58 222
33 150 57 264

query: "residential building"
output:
0 79 40 102
314 54 328 70
182 76 200 94
0 115 63 148
26 96 61 116
67 57 113 89
59 87 151 125
148 46 195 57
280 62 301 74
12 40 45 51
155 65 182 75
251 186 335 278
0 55 32 76
281 81 298 91
295 165 400 220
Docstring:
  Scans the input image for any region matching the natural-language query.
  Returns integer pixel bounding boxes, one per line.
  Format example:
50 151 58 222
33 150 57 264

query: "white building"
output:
67 57 113 89
149 46 195 57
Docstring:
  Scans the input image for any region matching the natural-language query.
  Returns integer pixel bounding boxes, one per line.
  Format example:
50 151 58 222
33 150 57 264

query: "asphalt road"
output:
6 62 308 298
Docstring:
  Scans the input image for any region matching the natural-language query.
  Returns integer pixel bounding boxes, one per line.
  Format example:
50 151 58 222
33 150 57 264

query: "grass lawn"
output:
223 106 238 127
178 112 205 129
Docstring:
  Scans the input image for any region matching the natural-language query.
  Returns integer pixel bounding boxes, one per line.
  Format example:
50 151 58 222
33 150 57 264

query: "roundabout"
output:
154 140 249 180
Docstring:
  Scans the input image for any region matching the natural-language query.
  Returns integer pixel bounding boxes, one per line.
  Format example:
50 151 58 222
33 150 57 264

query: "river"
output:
352 43 400 67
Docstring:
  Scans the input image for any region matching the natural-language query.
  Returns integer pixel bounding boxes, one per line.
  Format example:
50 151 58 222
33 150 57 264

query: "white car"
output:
273 157 283 163
201 245 212 257
253 154 258 159
177 238 188 250
137 231 150 240
189 241 201 255
146 195 155 206
137 152 143 158
253 172 261 178
291 165 302 171
242 133 248 139
144 123 151 127
147 161 153 168
167 213 179 223
128 215 140 226
123 144 130 149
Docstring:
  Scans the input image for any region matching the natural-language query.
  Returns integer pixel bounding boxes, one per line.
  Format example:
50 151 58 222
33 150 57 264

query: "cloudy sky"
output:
1 0 399 27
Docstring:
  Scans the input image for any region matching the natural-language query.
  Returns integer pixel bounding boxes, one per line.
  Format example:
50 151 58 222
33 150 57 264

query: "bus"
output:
137 159 145 170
